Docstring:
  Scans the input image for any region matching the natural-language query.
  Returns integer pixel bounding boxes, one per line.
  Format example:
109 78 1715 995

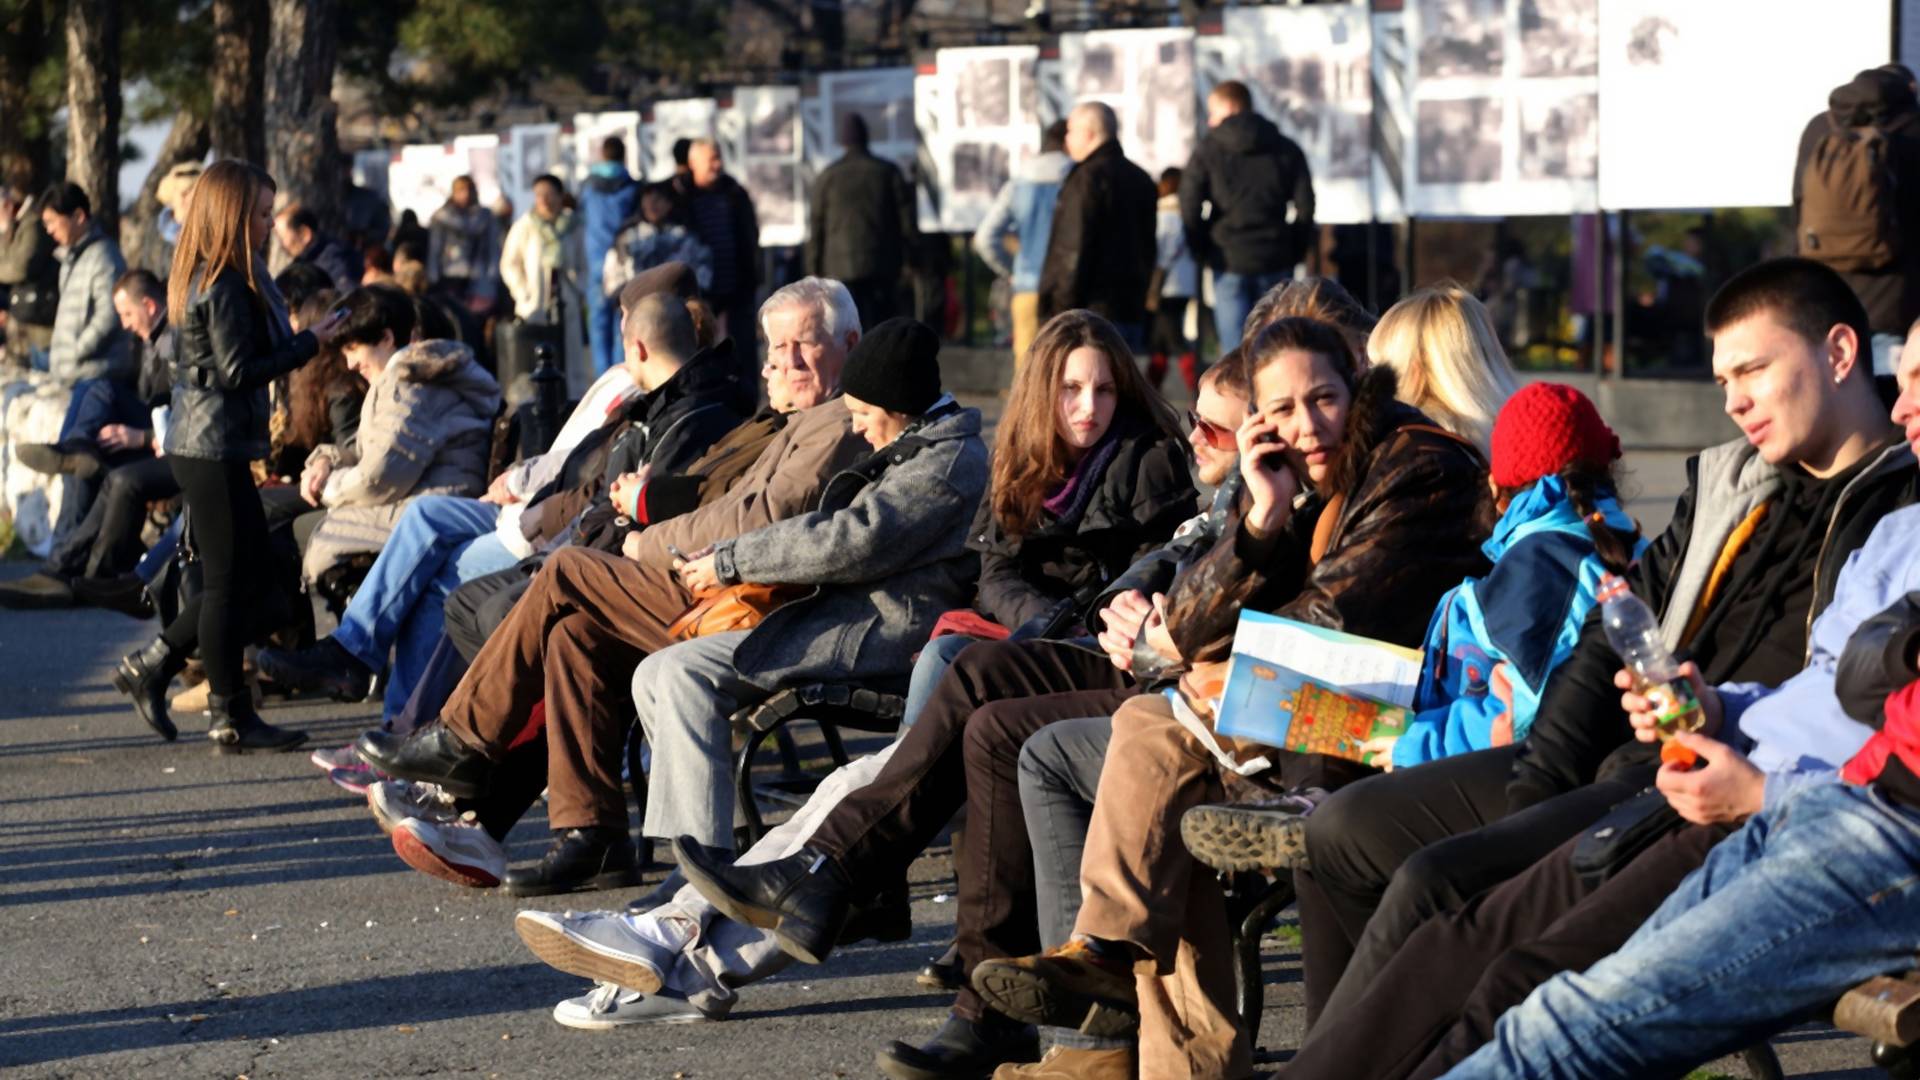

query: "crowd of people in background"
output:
3 63 1920 1080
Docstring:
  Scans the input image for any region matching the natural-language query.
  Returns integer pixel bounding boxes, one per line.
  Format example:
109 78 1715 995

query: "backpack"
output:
1799 118 1902 272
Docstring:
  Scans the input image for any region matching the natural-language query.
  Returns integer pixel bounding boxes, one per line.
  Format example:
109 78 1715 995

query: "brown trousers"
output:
438 546 690 830
1075 693 1252 1080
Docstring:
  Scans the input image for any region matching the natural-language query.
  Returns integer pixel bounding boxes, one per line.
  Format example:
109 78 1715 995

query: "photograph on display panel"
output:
1417 0 1503 80
1059 28 1198 178
648 99 719 181
1518 91 1598 179
1417 98 1502 184
1521 0 1599 77
923 46 1043 232
1223 5 1373 185
730 87 805 244
572 112 644 183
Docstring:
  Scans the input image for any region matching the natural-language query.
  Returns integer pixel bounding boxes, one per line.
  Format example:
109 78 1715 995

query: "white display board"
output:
725 87 806 247
570 111 645 186
1597 0 1892 209
1406 0 1599 217
1201 5 1375 225
647 99 719 183
386 143 472 223
1058 27 1199 180
808 68 918 174
501 123 562 221
452 134 503 208
917 45 1046 232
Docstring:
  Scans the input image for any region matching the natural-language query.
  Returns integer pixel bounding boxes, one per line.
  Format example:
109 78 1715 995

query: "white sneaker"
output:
391 817 506 889
367 779 460 836
551 982 713 1029
514 908 689 993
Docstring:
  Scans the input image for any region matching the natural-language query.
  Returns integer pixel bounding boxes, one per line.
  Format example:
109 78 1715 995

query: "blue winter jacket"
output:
581 163 640 290
1394 474 1645 769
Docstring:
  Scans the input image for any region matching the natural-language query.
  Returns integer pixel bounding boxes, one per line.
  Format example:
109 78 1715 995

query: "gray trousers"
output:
632 629 768 849
1018 714 1121 1050
652 742 900 1016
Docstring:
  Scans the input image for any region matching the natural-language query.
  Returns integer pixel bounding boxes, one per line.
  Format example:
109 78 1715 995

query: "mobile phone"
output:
667 544 690 562
1252 431 1290 472
328 306 350 324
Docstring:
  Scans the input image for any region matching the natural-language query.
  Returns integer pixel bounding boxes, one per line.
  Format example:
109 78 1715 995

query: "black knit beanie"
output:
840 317 943 415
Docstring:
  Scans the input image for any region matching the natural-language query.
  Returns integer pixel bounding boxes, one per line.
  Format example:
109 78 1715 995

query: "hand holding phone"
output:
1237 413 1300 536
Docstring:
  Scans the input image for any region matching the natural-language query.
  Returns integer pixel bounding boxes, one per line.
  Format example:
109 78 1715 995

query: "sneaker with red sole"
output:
392 817 507 889
309 744 362 773
327 762 385 795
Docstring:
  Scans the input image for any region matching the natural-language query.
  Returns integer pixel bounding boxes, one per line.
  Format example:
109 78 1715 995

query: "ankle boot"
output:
207 692 308 753
112 637 187 741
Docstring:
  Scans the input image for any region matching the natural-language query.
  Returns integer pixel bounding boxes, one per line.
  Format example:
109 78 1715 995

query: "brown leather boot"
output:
992 1046 1137 1079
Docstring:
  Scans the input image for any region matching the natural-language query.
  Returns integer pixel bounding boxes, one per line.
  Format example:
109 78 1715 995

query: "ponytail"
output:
1561 464 1639 577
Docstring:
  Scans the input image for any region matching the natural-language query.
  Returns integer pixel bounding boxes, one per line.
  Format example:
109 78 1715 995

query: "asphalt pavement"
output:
0 568 1882 1080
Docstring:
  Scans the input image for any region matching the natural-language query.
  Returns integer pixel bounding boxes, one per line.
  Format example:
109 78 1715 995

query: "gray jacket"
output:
715 404 989 690
48 223 130 385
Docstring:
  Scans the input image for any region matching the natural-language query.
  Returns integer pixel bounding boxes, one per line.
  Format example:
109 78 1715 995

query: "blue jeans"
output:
1443 783 1920 1080
329 494 517 720
902 634 980 732
57 376 148 443
135 516 181 583
587 276 621 377
1213 270 1291 351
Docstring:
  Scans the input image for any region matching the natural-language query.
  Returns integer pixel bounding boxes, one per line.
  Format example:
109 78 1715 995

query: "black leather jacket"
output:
165 267 317 462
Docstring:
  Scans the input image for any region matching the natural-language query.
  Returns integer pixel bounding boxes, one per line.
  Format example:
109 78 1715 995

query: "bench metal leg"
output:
1741 1043 1785 1080
1874 1040 1920 1079
734 724 773 847
625 722 652 868
1232 877 1297 1026
818 720 852 768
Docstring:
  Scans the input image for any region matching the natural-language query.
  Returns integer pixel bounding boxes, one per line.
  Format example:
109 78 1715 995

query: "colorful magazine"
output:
1212 611 1425 762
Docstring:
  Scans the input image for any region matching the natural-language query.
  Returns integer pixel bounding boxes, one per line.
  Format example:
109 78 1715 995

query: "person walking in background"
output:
1181 79 1316 349
603 182 712 302
273 203 360 294
807 114 917 328
1038 104 1158 351
581 136 640 378
427 176 499 315
113 159 348 752
1794 64 1920 377
501 173 588 392
975 120 1072 369
1148 166 1200 393
683 139 761 390
0 174 59 370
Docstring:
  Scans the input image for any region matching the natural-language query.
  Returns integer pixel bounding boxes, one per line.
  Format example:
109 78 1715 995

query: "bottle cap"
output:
1596 574 1629 603
1660 739 1698 769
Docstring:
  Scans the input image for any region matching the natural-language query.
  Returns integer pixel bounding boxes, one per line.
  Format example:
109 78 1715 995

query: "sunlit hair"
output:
1245 316 1362 392
1244 276 1377 366
990 309 1182 537
1367 283 1518 453
758 276 861 343
287 289 365 451
168 160 275 325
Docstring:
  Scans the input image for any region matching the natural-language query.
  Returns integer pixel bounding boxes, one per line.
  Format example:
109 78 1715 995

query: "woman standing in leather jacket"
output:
113 161 346 750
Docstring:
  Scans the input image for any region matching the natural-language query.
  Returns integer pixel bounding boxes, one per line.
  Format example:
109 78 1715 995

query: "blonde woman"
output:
1367 283 1519 453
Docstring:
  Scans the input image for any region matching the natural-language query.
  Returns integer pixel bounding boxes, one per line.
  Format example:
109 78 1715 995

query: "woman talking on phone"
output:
113 161 346 750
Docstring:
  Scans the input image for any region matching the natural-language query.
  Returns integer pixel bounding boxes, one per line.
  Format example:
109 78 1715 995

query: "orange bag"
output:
666 583 804 642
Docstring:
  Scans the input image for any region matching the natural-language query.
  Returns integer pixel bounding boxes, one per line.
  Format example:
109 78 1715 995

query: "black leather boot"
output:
111 637 187 741
206 692 307 753
504 827 643 896
355 726 492 799
673 837 853 965
255 638 374 702
843 880 913 946
874 1011 1039 1080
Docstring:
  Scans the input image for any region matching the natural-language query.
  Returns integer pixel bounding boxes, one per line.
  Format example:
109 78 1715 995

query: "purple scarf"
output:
1043 429 1121 523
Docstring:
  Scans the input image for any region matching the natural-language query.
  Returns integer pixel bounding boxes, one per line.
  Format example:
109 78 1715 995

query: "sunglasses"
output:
1187 410 1237 450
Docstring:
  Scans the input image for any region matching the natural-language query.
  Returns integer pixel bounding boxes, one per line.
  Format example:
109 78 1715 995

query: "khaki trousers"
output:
1011 291 1041 372
1075 692 1252 1080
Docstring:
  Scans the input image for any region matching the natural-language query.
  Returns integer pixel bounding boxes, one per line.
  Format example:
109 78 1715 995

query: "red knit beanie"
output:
1489 382 1622 489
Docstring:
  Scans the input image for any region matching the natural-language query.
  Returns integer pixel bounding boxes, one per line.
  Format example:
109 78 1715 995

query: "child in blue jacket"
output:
1376 382 1647 770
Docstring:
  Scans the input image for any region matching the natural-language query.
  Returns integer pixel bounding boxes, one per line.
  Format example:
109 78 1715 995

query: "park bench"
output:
1837 971 1920 1078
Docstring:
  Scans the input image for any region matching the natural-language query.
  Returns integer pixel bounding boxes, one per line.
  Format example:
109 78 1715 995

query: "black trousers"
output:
1295 746 1637 1027
45 455 178 580
805 637 1135 1021
162 456 272 695
1286 819 1727 1080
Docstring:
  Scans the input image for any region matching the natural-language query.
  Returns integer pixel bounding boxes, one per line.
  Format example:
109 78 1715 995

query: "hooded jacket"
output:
1394 474 1646 769
1180 111 1316 277
807 147 918 284
48 221 131 386
1165 367 1493 666
1793 69 1920 334
582 165 641 290
307 339 501 509
974 150 1074 293
715 402 990 689
427 202 499 284
968 412 1196 633
1038 140 1160 325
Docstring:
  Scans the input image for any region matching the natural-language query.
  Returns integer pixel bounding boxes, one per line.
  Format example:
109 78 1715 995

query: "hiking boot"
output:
16 440 104 480
206 692 307 753
70 573 153 619
991 1046 1136 1080
971 938 1140 1038
392 816 507 889
255 638 374 702
504 827 644 897
551 983 715 1029
355 725 491 800
917 941 966 991
0 571 75 610
366 779 460 836
673 836 851 965
514 908 683 994
875 1011 1039 1080
112 636 186 741
1179 788 1328 874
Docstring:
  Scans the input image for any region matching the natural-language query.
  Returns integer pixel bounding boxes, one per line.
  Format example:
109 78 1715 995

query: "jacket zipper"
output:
1804 445 1902 665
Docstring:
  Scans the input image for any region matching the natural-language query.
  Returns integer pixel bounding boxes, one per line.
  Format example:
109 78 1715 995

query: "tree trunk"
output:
263 0 341 272
66 0 124 235
209 0 267 163
122 109 210 273
0 0 56 191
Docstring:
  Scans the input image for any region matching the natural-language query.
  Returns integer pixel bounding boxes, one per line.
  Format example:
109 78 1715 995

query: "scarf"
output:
1042 429 1120 523
533 211 576 273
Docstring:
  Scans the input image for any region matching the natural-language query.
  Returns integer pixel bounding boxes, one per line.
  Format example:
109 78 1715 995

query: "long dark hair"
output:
1480 460 1641 577
287 290 364 450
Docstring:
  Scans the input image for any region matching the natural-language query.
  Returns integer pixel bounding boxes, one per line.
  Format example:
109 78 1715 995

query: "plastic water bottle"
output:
1596 574 1703 768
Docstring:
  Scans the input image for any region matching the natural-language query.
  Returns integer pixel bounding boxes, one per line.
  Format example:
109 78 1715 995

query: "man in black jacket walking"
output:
1037 103 1158 351
1181 80 1316 349
808 115 917 328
